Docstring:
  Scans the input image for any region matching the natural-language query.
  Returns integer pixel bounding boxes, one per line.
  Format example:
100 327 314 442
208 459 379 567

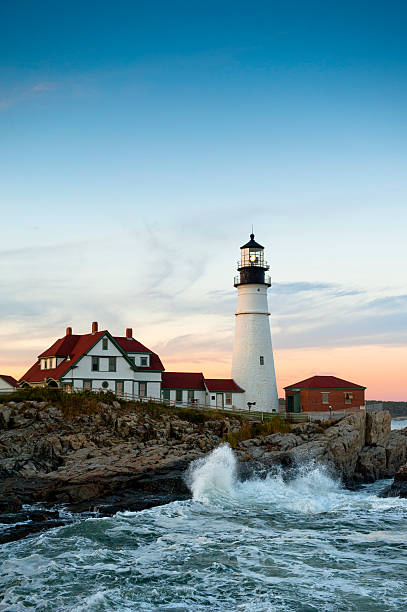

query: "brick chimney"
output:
66 327 72 336
92 321 98 334
126 327 133 339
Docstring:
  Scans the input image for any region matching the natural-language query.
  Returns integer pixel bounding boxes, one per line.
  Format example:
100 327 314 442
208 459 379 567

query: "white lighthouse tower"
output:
231 233 279 413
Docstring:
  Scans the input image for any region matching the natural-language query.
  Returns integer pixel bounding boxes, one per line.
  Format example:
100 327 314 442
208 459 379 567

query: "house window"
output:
139 382 147 397
260 356 264 365
102 381 109 389
162 389 170 400
176 389 183 402
128 356 135 365
116 381 124 396
109 357 116 372
321 392 329 404
83 380 92 390
140 356 148 367
187 390 195 403
211 395 215 400
225 393 232 405
40 359 45 370
344 392 353 405
102 338 108 350
92 356 99 371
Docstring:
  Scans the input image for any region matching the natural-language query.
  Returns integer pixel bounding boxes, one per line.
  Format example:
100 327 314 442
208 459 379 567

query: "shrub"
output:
224 416 291 449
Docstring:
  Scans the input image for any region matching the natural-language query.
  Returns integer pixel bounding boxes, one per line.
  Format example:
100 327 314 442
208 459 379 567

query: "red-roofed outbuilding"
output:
284 375 366 413
205 379 244 393
161 372 245 409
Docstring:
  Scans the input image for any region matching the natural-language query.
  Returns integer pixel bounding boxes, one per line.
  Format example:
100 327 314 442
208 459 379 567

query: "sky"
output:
0 0 406 399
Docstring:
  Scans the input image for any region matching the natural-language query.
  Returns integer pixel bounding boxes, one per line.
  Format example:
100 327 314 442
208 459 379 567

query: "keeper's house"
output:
0 375 18 394
19 322 246 408
19 322 164 397
284 375 366 413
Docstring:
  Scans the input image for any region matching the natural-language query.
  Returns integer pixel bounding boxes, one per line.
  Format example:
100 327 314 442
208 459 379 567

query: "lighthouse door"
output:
216 393 224 409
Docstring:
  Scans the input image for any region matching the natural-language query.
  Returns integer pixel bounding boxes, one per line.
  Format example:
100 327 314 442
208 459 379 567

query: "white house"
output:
19 322 164 398
0 375 18 394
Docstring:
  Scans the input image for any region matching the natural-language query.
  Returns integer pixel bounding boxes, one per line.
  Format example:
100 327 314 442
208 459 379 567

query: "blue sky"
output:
1 1 406 397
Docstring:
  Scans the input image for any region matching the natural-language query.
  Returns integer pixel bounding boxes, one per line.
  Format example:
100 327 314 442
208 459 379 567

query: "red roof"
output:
162 372 206 390
38 334 81 358
0 375 18 388
20 331 106 383
284 375 365 390
114 337 164 371
205 379 245 392
20 330 164 384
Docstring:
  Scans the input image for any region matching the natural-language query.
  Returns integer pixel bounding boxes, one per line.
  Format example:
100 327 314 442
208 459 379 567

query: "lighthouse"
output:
231 233 279 413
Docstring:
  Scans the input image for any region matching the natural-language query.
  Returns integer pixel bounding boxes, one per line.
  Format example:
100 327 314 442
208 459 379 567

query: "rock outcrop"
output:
1 399 406 543
237 410 406 485
0 400 241 517
384 463 407 498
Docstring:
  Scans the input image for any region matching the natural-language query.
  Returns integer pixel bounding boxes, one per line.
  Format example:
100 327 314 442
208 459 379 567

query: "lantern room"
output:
234 233 271 287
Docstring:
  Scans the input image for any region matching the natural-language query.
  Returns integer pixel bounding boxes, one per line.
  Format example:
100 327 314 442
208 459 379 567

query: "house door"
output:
293 392 301 413
287 396 294 413
216 393 224 408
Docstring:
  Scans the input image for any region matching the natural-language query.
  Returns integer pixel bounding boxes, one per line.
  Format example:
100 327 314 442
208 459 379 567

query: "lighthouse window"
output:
260 356 264 365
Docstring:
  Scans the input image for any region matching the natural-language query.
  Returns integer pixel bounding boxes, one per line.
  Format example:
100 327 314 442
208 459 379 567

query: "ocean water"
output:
391 418 407 430
1 444 407 612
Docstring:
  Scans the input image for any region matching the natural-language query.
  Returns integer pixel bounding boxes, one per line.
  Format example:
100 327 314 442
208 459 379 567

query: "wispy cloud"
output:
0 81 58 111
1 227 406 379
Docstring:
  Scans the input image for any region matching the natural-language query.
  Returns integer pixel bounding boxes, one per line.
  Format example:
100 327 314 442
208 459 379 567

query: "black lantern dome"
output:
234 233 271 287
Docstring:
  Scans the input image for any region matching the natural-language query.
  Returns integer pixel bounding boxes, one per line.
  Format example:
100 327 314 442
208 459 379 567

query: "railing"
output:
115 390 270 419
64 387 365 424
66 387 281 422
234 273 271 286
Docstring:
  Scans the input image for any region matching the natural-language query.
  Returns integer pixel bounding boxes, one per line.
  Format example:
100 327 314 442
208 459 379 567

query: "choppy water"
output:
391 418 407 430
1 444 407 611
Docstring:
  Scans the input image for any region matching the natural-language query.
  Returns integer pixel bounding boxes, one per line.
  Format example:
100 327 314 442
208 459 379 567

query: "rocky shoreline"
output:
1 399 406 543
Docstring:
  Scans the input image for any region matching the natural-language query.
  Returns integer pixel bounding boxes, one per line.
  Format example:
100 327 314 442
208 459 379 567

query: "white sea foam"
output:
187 443 347 513
186 443 238 502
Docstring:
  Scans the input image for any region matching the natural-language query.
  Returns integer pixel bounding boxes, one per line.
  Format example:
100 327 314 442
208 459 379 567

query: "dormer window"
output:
140 356 148 367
